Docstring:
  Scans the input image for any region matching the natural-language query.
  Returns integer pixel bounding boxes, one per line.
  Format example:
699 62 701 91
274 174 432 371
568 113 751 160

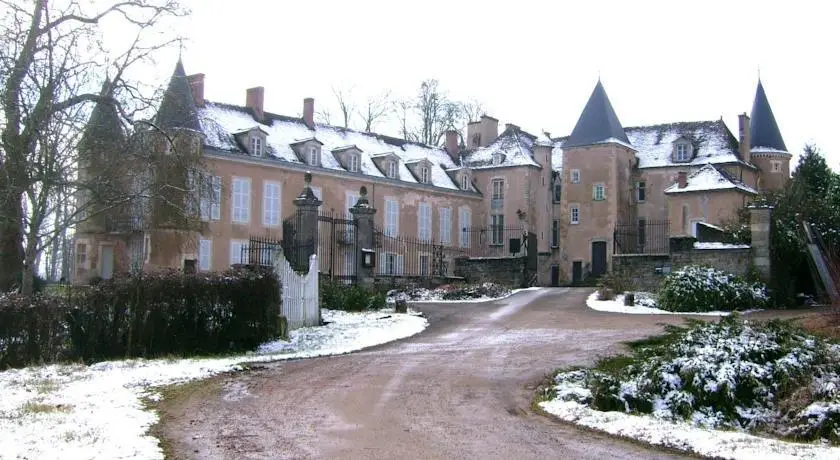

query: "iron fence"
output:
614 219 670 255
373 228 466 278
457 225 527 258
243 236 282 267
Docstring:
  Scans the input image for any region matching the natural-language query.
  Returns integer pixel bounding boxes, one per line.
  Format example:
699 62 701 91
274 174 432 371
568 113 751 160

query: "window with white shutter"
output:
418 202 431 241
385 199 399 237
459 206 471 248
230 239 248 266
439 207 452 245
211 176 221 220
199 238 212 271
232 177 250 223
263 181 282 227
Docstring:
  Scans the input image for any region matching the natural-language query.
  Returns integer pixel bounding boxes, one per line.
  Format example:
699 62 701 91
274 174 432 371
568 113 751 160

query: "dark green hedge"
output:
0 267 281 369
320 281 386 312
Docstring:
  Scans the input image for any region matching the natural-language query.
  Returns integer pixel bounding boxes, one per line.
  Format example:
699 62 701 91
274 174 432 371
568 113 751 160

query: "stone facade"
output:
453 256 527 288
613 247 754 292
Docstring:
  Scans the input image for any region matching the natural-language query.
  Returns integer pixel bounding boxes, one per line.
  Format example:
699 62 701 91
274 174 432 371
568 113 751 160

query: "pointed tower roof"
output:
154 59 201 132
80 79 125 152
565 80 630 148
749 80 787 152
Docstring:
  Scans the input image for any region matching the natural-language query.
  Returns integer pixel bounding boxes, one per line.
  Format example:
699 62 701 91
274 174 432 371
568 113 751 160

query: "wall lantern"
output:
361 249 376 268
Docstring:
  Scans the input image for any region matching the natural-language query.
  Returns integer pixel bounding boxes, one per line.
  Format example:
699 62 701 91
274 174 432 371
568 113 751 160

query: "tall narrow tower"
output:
749 80 791 191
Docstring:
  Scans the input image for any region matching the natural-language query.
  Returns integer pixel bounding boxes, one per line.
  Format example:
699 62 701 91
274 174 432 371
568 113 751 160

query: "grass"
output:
796 311 840 342
21 401 72 415
34 378 59 394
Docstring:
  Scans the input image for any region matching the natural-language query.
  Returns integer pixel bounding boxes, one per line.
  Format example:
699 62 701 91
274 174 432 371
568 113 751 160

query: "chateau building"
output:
73 60 791 285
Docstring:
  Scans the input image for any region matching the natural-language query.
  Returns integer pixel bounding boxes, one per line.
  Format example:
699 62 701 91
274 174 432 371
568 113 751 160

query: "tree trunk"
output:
0 184 25 292
21 225 40 295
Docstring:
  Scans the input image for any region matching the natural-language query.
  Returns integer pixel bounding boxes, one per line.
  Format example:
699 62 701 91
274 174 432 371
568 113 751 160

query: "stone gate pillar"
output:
291 172 322 271
349 186 376 286
748 205 773 282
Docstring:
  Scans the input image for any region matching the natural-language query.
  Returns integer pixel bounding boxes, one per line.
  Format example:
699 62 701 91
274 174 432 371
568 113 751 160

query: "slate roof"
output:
664 164 757 194
154 60 202 132
623 120 744 169
460 125 541 169
564 81 630 148
80 79 125 152
197 102 473 192
749 81 788 152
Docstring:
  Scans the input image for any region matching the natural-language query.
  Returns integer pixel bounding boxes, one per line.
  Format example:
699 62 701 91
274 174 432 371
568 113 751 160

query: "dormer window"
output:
492 153 503 165
348 154 360 172
250 136 263 156
460 174 469 190
675 143 691 162
308 146 319 166
387 160 397 179
420 166 430 184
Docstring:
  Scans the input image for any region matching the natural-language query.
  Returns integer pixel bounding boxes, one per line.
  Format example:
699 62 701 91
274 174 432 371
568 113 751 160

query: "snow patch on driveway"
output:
489 288 551 321
0 309 427 460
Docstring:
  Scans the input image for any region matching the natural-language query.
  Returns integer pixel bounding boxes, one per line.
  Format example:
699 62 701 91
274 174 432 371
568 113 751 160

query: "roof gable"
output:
664 164 757 194
565 81 630 148
749 81 787 152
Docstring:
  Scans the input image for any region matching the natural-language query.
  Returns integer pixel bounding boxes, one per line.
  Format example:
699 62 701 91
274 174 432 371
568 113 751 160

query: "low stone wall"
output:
613 247 753 292
453 256 526 287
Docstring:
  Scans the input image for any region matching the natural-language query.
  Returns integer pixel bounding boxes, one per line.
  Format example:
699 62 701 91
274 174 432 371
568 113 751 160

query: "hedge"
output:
657 265 770 312
0 267 281 369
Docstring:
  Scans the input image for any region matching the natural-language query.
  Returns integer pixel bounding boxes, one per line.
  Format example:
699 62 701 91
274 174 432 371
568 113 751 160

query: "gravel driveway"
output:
156 288 703 459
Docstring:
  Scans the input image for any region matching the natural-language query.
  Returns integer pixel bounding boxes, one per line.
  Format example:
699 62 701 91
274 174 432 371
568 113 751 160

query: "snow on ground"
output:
586 291 759 316
0 308 427 460
694 242 751 250
389 286 541 304
539 398 840 460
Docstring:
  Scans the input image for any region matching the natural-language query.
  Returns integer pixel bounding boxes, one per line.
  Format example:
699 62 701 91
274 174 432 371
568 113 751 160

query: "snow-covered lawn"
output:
586 291 760 316
388 283 539 304
0 308 427 460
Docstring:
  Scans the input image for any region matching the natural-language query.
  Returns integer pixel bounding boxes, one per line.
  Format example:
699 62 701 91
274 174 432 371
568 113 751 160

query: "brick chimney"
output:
187 73 205 107
479 115 498 147
445 129 459 162
738 113 751 164
678 171 688 189
466 121 480 148
303 97 315 129
246 86 264 121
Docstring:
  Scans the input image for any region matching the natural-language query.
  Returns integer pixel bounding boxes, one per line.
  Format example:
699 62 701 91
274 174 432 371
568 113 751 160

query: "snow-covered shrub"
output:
440 282 509 300
548 317 840 444
657 265 770 312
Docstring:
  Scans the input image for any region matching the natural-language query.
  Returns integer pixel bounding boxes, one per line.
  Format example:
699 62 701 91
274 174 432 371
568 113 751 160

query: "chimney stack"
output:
479 115 499 147
738 113 751 164
445 129 459 162
187 73 205 107
246 86 265 121
303 97 315 129
466 121 480 147
678 171 688 189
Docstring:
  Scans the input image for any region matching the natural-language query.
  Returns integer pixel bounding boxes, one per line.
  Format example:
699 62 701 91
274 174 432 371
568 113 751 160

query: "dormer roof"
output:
565 80 630 148
749 80 788 152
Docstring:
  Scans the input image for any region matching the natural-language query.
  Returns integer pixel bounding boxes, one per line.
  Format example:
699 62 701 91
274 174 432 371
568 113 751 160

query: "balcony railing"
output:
105 214 145 233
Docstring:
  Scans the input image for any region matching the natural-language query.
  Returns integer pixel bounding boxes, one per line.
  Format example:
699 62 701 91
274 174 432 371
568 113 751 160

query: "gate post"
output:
748 205 773 282
350 185 377 286
291 172 322 270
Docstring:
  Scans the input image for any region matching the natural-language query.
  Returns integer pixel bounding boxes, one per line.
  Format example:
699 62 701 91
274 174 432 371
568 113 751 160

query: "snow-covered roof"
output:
198 102 465 191
624 120 744 169
461 125 551 170
664 164 758 195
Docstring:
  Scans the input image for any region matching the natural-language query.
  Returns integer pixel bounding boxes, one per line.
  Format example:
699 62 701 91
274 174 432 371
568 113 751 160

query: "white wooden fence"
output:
274 251 320 329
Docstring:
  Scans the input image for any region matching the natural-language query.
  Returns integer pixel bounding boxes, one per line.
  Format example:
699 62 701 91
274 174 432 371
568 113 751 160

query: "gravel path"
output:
156 288 713 459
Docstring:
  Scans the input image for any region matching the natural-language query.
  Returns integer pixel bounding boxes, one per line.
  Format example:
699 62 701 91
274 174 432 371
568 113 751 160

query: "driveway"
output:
157 288 700 459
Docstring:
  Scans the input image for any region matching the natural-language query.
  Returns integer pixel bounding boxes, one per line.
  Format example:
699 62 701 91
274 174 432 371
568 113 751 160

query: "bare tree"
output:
358 90 391 132
460 98 486 124
0 0 188 294
392 99 417 142
331 86 356 129
314 107 332 125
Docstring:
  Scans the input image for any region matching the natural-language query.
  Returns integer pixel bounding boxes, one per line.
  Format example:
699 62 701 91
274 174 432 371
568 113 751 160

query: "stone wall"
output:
613 247 753 292
454 256 526 287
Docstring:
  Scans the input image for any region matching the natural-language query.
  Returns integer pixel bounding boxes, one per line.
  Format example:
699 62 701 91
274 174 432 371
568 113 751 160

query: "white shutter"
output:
385 199 399 237
396 255 405 275
232 178 250 223
440 207 451 245
418 202 431 241
263 181 281 227
199 238 212 271
459 207 471 248
211 176 221 220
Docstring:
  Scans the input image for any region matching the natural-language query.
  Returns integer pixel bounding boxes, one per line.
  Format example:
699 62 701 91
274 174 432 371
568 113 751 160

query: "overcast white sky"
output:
158 0 838 168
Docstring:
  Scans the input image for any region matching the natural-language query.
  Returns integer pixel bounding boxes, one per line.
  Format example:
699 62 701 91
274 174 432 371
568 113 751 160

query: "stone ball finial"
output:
304 171 312 185
360 185 367 196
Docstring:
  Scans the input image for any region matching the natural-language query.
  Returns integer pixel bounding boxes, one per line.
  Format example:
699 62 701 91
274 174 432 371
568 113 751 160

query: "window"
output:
460 174 469 190
490 214 504 245
308 146 319 166
551 220 559 247
419 254 429 277
379 252 404 276
210 176 221 220
676 143 691 162
386 160 397 178
348 154 359 172
199 238 212 271
771 160 782 173
75 242 88 268
418 202 431 241
419 166 430 184
439 207 452 244
459 207 471 248
232 177 250 223
492 153 503 165
571 169 580 183
262 181 282 227
593 183 605 201
553 181 562 202
570 205 580 224
250 136 263 156
385 199 399 237
491 178 504 210
230 239 248 266
636 181 646 202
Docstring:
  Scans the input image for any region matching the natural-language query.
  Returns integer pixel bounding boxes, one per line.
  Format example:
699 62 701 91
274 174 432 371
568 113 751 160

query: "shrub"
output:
598 270 632 295
0 293 71 368
440 282 509 300
320 281 385 312
657 265 770 312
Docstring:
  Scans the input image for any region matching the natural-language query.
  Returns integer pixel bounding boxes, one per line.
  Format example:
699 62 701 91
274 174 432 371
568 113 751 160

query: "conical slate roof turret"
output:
154 59 201 132
749 80 787 152
565 80 630 148
80 79 125 153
